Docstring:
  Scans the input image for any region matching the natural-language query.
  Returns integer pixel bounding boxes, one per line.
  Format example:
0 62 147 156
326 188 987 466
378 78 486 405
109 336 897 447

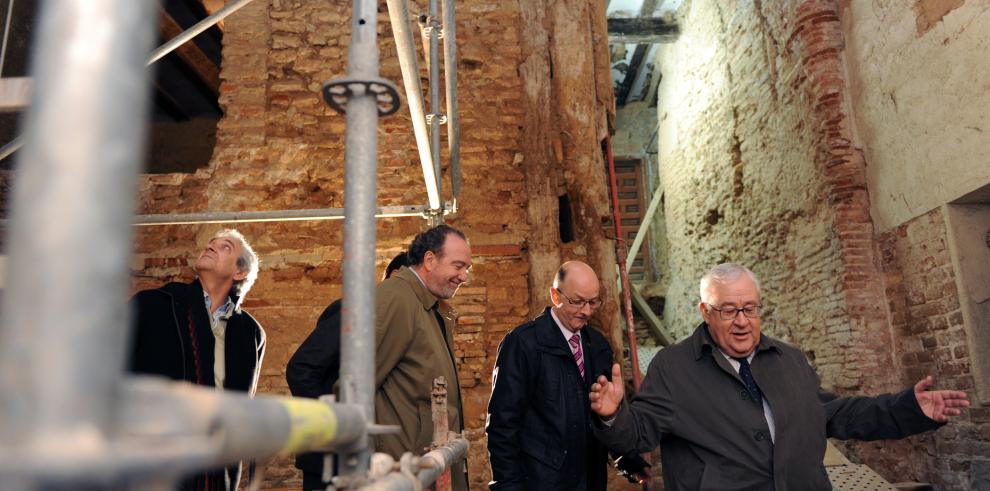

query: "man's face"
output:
421 234 472 299
699 275 762 358
194 236 247 283
550 267 601 333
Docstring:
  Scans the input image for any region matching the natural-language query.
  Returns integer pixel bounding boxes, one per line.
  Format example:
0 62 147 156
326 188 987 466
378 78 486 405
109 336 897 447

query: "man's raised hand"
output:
590 363 625 419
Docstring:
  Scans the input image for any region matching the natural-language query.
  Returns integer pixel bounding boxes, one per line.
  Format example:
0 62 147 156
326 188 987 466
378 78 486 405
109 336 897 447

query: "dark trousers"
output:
302 470 326 491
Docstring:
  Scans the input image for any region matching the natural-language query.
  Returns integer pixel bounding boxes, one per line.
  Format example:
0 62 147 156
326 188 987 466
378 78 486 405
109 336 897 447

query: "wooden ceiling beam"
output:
157 6 220 92
607 17 679 44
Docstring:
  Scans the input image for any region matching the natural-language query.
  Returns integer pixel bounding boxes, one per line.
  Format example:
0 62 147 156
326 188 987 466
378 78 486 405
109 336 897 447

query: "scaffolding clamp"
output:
425 113 447 125
322 77 401 116
418 15 443 39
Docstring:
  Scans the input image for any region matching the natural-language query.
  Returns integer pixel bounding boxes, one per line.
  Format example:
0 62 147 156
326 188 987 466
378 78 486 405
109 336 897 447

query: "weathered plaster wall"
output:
842 0 990 232
649 0 985 487
652 0 893 394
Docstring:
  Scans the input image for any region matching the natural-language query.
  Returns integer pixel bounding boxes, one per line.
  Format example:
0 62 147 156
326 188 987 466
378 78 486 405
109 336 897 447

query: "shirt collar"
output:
717 348 754 364
692 322 780 361
408 266 428 289
204 290 235 321
550 308 581 341
396 266 442 311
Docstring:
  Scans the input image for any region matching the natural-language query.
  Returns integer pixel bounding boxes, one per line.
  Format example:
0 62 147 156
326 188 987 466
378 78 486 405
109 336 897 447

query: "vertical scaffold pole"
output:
427 0 442 206
441 0 460 200
338 0 384 482
0 0 155 486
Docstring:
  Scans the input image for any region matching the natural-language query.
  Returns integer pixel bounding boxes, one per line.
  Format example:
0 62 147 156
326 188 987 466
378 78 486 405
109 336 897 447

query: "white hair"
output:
213 228 259 308
699 263 761 304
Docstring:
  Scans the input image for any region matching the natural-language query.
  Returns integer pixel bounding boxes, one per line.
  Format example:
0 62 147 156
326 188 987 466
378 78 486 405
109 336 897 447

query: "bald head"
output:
553 261 598 290
550 261 601 332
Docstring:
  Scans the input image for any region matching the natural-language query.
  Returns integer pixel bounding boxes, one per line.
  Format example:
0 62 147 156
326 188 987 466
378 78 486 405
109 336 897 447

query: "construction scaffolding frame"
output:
0 0 462 226
0 0 467 489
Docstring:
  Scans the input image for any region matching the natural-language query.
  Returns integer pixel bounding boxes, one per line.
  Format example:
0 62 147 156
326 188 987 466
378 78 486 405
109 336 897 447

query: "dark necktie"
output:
734 356 763 406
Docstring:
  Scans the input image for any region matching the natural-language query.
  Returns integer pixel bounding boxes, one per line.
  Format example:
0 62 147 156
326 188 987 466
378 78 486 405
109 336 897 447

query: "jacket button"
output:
740 390 749 401
754 431 764 441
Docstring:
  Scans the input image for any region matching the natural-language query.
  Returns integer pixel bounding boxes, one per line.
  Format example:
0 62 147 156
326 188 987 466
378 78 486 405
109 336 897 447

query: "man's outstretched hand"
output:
590 363 625 419
914 375 969 422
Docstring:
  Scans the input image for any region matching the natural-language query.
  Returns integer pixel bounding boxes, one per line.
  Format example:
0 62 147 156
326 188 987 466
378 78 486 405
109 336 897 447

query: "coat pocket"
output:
520 434 565 471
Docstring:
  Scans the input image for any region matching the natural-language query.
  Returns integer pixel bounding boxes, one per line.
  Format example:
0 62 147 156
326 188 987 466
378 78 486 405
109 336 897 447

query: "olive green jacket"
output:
374 266 467 489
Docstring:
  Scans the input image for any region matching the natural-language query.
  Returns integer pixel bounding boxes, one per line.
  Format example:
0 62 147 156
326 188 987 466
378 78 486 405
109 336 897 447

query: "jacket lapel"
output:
534 307 594 385
185 279 217 387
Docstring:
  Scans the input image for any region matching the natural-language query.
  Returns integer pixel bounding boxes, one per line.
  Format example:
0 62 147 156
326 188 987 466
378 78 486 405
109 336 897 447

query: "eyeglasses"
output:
706 303 762 321
556 288 603 310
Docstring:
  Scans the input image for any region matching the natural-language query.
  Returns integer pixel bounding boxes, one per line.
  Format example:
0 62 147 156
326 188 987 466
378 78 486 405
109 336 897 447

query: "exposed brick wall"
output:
647 0 984 485
130 0 615 489
878 209 989 489
652 0 893 396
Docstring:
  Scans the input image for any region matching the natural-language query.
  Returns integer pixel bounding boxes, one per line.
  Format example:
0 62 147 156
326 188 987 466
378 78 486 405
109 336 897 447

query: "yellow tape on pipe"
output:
281 398 339 454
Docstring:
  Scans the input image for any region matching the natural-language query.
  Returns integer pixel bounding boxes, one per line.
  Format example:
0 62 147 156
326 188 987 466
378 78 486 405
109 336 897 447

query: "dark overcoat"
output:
487 307 614 491
593 323 942 491
286 299 343 482
129 279 266 491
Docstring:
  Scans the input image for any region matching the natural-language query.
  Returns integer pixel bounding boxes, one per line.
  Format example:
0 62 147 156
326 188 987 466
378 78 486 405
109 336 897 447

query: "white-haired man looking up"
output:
129 228 265 491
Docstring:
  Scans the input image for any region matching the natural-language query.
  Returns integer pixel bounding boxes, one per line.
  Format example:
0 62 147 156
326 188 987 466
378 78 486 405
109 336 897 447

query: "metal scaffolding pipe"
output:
0 0 155 465
118 378 366 467
146 0 256 65
0 0 258 162
385 0 441 210
337 0 382 480
441 0 460 199
0 205 433 228
0 0 15 76
130 205 430 226
357 438 469 491
426 0 442 201
605 136 643 391
0 124 21 159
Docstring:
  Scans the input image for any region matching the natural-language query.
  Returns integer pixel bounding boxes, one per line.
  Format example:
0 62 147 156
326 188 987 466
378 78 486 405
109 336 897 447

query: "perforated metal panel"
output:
828 464 896 491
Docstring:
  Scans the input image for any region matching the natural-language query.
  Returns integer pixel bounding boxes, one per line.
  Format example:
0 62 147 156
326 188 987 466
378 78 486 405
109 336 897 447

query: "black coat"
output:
129 279 266 491
286 299 342 476
486 308 614 491
593 323 942 491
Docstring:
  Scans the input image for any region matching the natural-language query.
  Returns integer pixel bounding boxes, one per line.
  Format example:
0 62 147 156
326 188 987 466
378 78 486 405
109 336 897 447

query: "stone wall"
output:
130 0 617 488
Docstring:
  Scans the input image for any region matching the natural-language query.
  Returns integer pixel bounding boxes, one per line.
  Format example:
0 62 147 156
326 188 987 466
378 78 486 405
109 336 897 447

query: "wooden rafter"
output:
157 6 221 92
607 17 679 44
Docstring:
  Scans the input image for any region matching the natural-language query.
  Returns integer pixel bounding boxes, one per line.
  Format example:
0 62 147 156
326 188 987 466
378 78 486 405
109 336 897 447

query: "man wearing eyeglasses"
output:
486 261 648 490
588 262 970 490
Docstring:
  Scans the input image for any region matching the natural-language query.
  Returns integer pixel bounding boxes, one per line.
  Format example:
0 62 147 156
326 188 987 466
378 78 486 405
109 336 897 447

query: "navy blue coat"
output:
486 308 615 491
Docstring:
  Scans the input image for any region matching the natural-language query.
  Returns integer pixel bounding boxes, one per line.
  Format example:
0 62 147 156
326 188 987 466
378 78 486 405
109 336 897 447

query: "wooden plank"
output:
158 7 221 91
607 17 679 44
627 186 663 274
630 282 673 346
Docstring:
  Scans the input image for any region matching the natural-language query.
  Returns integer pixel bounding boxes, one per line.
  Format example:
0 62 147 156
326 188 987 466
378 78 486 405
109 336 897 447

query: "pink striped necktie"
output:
569 333 585 379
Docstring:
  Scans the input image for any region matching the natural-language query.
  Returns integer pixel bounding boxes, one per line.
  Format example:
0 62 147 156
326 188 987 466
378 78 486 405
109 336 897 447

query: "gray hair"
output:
699 263 761 304
213 228 259 307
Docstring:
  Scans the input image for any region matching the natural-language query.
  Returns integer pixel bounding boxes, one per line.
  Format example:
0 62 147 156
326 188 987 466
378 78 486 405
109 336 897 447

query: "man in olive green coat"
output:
375 225 471 490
